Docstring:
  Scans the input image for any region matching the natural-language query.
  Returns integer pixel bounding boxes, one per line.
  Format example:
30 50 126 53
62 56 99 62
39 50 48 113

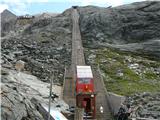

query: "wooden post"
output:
74 107 84 120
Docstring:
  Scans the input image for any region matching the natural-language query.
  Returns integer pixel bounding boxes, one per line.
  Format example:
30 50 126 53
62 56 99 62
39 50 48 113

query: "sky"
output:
0 0 149 15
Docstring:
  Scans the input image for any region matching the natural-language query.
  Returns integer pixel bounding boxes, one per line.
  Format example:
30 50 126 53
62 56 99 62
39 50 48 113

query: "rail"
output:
63 8 113 120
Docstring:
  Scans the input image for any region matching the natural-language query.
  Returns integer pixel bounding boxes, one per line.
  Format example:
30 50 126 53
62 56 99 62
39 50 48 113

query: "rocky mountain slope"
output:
1 9 17 21
1 1 160 119
1 9 17 36
1 8 72 83
78 1 160 58
1 9 72 120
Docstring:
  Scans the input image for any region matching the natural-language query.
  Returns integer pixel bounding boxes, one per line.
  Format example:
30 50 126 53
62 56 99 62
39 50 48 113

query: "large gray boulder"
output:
1 68 68 120
1 85 44 120
1 71 44 120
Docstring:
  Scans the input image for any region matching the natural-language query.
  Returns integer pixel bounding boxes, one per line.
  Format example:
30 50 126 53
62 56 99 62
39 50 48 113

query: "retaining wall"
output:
107 92 126 115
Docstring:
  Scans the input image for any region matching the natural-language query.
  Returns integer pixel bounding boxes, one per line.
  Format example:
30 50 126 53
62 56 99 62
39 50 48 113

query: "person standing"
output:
125 104 132 119
117 104 126 120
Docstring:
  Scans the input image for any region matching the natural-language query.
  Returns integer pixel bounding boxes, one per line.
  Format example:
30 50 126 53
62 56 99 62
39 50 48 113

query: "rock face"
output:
78 1 160 58
1 68 68 120
1 85 44 120
1 69 44 120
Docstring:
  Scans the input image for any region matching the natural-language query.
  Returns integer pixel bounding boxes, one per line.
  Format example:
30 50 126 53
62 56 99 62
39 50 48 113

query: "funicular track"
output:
63 8 112 120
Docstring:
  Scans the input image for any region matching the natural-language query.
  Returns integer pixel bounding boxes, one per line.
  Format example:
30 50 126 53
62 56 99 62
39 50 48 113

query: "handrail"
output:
61 66 66 99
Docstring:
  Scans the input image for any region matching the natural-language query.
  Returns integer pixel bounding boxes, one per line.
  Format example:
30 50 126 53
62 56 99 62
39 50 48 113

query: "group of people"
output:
117 104 132 120
99 103 131 120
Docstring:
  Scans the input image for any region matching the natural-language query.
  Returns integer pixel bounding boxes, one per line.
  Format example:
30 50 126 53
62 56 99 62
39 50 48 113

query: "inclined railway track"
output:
63 8 85 109
63 8 112 120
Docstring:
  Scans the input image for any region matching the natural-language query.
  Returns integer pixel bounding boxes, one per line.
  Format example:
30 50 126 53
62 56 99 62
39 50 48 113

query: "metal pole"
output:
48 72 54 120
63 66 66 97
64 66 66 85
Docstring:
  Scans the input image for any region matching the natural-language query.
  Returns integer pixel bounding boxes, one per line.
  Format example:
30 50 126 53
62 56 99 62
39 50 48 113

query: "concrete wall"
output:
107 92 126 115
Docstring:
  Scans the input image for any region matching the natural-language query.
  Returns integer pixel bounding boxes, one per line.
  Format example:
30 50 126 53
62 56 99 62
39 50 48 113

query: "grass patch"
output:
105 80 160 95
123 68 140 81
144 71 158 79
92 47 160 95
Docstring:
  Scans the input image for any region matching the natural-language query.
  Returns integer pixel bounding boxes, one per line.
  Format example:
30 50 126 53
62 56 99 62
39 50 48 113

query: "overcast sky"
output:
0 0 147 15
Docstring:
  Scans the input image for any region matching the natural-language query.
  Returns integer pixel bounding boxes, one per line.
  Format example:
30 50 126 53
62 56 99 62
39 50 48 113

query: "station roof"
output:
76 66 93 78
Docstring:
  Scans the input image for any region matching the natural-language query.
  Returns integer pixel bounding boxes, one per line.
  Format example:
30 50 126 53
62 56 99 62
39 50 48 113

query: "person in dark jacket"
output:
117 104 126 120
117 104 132 120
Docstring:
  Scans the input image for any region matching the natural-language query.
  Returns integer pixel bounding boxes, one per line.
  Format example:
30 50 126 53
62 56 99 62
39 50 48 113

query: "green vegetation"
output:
144 71 158 79
86 48 160 96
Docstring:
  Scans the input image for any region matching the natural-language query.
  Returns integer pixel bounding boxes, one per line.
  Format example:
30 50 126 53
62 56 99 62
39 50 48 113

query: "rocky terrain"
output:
78 1 160 58
1 8 72 83
1 9 72 120
1 1 160 119
1 68 68 120
125 92 160 119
